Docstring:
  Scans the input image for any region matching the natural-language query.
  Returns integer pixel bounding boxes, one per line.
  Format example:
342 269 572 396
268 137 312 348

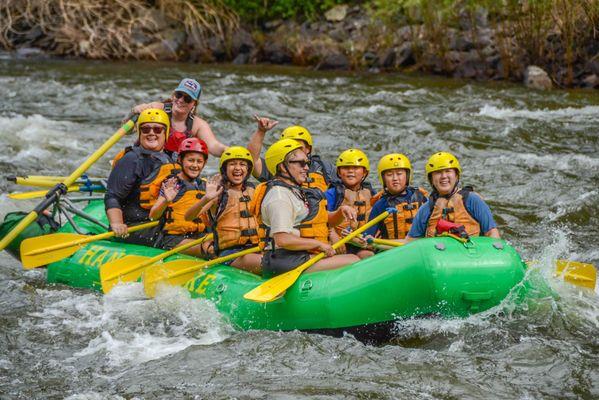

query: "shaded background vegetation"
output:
1 0 598 87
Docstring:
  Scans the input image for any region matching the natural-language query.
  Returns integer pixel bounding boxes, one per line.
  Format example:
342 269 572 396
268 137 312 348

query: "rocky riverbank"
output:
3 1 598 89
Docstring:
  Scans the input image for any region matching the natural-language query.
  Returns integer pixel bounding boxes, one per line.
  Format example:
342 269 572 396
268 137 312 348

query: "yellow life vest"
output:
380 187 428 240
212 186 260 252
425 187 481 238
164 180 207 235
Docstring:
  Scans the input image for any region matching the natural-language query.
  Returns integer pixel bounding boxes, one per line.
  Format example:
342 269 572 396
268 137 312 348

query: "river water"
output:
0 55 598 399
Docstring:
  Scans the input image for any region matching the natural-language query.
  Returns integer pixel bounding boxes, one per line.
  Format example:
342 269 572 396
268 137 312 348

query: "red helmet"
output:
178 138 208 159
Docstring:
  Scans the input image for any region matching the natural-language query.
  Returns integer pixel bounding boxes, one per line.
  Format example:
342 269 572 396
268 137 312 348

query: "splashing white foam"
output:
478 104 599 121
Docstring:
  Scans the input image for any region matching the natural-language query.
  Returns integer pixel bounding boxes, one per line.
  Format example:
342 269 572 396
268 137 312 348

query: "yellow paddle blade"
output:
143 259 201 298
243 253 325 303
21 232 87 269
555 259 597 290
9 186 79 200
244 211 391 303
100 255 152 294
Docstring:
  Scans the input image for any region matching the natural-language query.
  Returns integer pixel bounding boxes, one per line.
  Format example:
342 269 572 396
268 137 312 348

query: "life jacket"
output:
380 187 428 240
110 146 179 210
164 178 207 235
332 182 375 235
250 179 329 250
111 145 133 168
425 186 481 238
304 154 330 192
211 185 260 252
163 101 195 153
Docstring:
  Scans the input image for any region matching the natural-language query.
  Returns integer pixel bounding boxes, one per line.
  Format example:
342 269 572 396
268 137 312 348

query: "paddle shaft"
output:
289 210 392 274
103 233 213 282
9 176 103 188
23 221 159 256
0 119 136 251
8 185 105 200
371 238 404 247
162 246 261 282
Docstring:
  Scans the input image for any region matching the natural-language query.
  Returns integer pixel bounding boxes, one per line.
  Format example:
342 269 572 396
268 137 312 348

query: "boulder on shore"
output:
524 65 553 90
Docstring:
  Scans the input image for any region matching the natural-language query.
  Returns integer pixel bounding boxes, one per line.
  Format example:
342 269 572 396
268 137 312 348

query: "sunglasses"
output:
174 91 194 104
287 159 311 168
140 125 166 135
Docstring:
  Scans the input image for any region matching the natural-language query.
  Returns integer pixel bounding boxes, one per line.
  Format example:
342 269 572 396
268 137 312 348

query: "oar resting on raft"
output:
243 209 395 303
367 235 597 290
99 233 214 294
20 221 159 269
0 117 137 252
143 245 262 298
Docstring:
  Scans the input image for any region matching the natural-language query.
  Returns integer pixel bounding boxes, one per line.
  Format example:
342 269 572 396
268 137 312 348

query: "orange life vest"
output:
304 155 330 192
425 187 481 238
138 163 180 210
164 179 207 235
250 180 329 250
380 187 428 239
331 183 374 236
212 186 260 252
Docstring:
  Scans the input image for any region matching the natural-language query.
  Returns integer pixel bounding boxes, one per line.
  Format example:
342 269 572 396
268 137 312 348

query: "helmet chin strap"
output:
277 163 303 187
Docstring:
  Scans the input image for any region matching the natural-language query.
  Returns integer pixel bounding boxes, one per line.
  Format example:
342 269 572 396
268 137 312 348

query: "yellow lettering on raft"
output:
78 246 101 266
90 250 109 268
195 274 216 295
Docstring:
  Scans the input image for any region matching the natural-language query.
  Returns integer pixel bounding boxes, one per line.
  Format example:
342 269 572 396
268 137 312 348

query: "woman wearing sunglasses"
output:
251 139 360 277
105 108 178 245
132 78 227 157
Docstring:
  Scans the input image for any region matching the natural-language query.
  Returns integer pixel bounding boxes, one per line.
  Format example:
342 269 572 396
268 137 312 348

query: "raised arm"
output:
247 115 278 178
193 118 228 157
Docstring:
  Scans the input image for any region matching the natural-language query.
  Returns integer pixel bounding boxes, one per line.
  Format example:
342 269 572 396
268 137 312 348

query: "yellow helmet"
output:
425 152 461 180
377 153 412 185
280 125 313 147
137 108 170 139
336 149 370 172
219 146 254 174
265 139 304 176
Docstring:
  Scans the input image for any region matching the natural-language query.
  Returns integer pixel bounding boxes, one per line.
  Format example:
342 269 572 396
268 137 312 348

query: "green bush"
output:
223 0 348 23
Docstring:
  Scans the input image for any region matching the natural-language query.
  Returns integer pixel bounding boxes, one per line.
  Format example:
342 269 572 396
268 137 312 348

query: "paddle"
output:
553 260 596 290
20 221 159 269
9 184 105 200
243 209 394 303
368 237 405 248
100 233 214 294
0 118 137 252
7 175 103 188
143 245 261 298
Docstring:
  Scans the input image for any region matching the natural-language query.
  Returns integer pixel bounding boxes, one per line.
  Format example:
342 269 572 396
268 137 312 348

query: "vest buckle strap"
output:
239 196 251 202
354 201 366 206
241 229 258 236
240 210 252 218
357 214 366 221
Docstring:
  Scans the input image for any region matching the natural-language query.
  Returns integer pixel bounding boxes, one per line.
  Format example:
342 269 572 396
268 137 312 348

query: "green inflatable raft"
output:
0 199 528 342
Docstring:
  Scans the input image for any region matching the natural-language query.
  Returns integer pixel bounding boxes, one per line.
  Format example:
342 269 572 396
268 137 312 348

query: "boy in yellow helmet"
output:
406 152 500 240
363 153 428 242
326 149 376 259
